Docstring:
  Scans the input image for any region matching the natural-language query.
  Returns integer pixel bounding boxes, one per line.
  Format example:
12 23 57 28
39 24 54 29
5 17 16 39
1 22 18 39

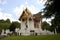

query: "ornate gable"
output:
19 8 32 21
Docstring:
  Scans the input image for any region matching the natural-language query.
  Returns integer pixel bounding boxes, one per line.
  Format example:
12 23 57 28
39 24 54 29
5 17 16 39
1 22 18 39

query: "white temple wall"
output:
20 20 26 34
28 20 34 30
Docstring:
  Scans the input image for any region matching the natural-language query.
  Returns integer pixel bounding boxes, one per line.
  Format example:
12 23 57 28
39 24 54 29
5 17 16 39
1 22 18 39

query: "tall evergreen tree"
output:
43 0 60 33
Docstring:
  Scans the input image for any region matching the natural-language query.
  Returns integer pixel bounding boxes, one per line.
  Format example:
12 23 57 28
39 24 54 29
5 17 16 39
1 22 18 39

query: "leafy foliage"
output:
44 0 60 17
42 21 50 30
9 21 20 31
0 19 11 33
43 0 60 33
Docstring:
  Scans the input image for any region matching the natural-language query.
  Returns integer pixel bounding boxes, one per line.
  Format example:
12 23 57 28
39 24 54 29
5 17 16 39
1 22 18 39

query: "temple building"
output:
19 8 42 35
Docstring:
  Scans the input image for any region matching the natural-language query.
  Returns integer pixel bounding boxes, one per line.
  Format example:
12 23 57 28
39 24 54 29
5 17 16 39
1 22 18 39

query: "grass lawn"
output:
0 34 60 40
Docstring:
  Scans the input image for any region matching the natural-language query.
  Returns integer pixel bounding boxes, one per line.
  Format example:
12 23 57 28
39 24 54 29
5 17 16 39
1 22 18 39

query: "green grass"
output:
0 34 60 40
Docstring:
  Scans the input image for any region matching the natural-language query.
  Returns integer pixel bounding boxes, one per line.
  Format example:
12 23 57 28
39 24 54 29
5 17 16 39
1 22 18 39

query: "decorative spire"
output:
19 7 32 21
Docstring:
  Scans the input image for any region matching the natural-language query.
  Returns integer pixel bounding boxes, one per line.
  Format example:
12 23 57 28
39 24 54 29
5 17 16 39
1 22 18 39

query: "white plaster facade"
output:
20 20 41 35
18 8 42 35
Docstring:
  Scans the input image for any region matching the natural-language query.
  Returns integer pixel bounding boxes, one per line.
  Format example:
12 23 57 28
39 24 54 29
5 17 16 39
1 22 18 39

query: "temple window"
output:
26 25 28 28
25 25 28 30
22 19 25 21
29 17 32 21
36 23 39 28
34 21 39 28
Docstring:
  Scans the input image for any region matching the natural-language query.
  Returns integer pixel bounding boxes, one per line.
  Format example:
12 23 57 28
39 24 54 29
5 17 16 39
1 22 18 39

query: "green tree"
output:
0 19 11 33
5 19 11 23
51 19 60 33
42 21 50 30
43 0 60 33
9 21 20 32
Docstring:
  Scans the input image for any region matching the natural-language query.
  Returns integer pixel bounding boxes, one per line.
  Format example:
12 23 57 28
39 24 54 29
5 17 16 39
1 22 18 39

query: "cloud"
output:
0 0 7 5
13 5 24 18
13 4 40 19
0 9 20 22
0 12 12 22
37 0 47 4
0 8 3 11
27 5 40 14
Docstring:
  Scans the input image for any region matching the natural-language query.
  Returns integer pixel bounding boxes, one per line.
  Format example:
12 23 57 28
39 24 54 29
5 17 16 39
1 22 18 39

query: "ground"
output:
0 34 60 40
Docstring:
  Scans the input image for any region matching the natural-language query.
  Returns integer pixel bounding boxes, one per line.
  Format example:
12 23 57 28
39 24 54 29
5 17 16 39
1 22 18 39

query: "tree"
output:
5 19 11 23
9 21 20 32
0 19 11 33
51 19 60 33
43 0 60 33
44 0 60 17
42 21 50 30
4 19 11 29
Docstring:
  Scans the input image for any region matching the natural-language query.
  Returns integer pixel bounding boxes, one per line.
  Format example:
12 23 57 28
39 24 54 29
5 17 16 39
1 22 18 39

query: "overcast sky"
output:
0 0 47 22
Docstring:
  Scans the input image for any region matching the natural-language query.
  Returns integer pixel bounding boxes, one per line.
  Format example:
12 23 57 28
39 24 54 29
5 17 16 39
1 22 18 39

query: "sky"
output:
0 0 48 22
